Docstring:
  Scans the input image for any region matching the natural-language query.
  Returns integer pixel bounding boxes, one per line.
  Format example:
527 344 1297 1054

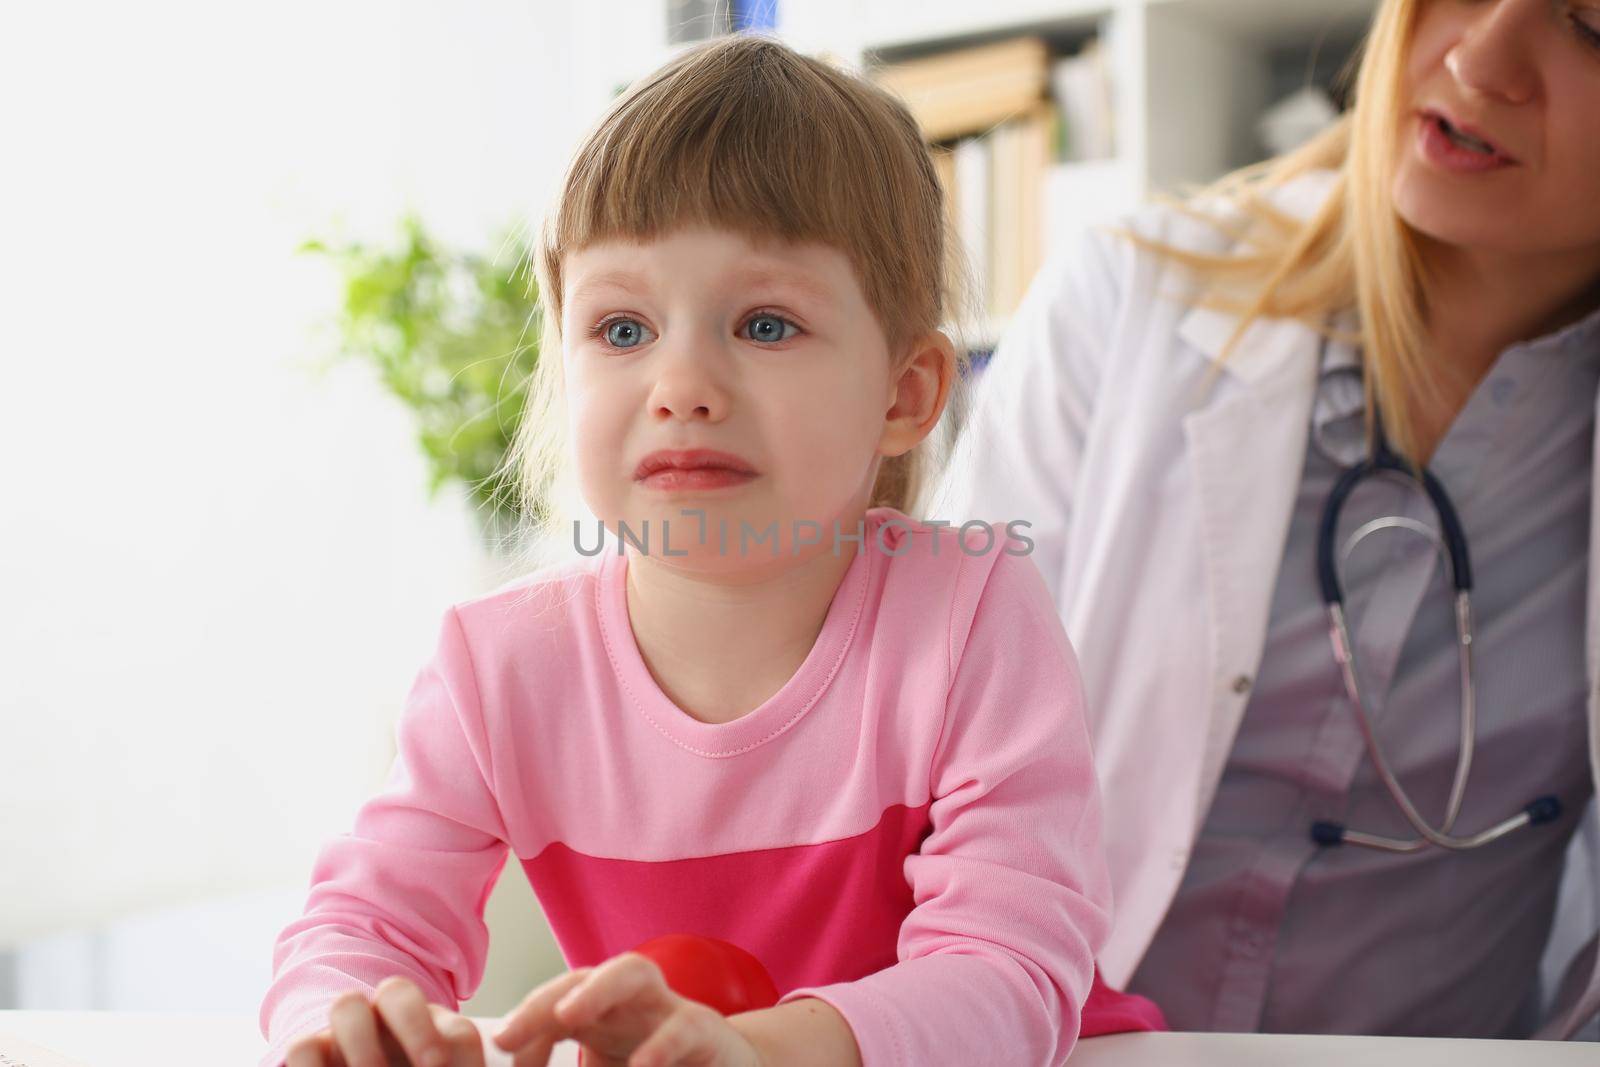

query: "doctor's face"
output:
559 226 903 574
1391 0 1600 259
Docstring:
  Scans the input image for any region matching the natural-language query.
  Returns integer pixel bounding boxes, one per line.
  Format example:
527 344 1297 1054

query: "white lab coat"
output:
933 167 1600 1040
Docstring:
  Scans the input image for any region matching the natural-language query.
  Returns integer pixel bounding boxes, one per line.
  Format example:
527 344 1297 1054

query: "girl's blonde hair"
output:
499 33 976 567
1130 0 1440 463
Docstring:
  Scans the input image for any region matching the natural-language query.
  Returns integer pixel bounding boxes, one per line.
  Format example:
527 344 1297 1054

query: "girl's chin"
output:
594 496 866 561
590 509 774 558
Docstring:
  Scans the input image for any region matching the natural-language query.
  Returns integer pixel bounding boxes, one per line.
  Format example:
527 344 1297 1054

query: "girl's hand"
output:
492 954 765 1067
284 975 484 1067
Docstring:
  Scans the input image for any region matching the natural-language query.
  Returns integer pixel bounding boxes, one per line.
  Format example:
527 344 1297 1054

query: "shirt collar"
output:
1513 297 1600 359
1175 168 1343 382
1311 297 1600 469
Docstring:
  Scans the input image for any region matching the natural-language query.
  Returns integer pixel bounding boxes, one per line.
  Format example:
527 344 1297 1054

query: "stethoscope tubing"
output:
1310 417 1561 851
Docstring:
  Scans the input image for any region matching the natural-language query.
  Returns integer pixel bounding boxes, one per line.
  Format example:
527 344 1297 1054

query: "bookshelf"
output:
614 0 1381 351
860 0 1379 353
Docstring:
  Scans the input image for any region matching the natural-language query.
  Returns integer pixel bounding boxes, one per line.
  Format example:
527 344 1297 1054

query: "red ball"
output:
632 933 780 1016
576 934 779 1067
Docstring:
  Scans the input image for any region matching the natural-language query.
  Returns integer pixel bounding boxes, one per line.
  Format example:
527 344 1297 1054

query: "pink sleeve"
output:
777 547 1114 1067
257 606 512 1067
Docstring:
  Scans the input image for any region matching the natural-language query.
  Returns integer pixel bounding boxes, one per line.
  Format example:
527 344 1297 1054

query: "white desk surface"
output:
0 1012 576 1067
0 1011 1593 1066
1066 1030 1595 1065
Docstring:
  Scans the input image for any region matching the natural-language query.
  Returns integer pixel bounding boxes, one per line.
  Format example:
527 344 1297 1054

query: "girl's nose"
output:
1444 0 1540 106
646 339 731 423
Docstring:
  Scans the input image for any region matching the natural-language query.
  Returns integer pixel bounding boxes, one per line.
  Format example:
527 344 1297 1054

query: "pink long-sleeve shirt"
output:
258 506 1113 1067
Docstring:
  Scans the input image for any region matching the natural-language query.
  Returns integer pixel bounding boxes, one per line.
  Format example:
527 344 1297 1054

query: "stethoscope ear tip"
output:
1310 821 1345 847
1526 796 1562 825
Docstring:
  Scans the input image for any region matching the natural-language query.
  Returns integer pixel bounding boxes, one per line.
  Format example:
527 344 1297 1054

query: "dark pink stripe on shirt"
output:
521 801 933 993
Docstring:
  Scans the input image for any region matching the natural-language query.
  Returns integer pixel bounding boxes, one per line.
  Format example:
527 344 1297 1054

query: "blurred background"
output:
0 0 1377 1020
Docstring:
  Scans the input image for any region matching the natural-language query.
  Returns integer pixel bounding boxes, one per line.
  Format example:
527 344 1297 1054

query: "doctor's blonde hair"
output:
499 34 975 564
1131 0 1441 464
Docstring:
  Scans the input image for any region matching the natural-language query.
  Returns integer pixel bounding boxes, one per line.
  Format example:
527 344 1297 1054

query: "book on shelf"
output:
927 103 1054 340
871 36 1051 142
876 34 1110 341
990 103 1053 322
1051 38 1117 162
951 134 990 330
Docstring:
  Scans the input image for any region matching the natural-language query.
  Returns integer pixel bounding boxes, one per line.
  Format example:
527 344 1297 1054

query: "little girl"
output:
261 33 1128 1067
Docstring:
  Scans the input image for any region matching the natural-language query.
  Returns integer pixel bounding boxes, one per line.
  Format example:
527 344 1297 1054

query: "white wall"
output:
0 0 633 1016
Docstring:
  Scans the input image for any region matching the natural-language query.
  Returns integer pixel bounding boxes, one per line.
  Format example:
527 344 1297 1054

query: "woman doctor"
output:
937 0 1600 1041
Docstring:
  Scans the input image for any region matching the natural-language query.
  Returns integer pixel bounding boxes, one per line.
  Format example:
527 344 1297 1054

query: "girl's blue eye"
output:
590 312 799 350
742 313 799 344
601 318 653 349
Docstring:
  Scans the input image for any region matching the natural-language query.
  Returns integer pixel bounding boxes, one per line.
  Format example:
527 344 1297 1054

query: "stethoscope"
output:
1308 401 1563 853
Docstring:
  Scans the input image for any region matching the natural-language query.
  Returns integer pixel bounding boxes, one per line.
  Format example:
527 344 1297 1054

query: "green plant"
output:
300 213 545 551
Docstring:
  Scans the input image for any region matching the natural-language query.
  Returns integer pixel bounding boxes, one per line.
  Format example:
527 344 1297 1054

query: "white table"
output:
0 1011 1593 1065
0 1012 576 1067
1066 1030 1596 1065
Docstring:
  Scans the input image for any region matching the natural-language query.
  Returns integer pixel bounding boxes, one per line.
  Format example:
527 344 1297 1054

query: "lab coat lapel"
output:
1178 306 1319 838
1533 386 1600 1040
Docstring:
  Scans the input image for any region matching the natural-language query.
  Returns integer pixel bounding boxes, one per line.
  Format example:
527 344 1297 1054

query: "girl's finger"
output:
328 992 385 1066
625 1006 712 1067
372 977 452 1067
492 968 593 1054
434 1008 487 1067
283 1029 332 1067
285 1029 354 1067
555 954 668 1029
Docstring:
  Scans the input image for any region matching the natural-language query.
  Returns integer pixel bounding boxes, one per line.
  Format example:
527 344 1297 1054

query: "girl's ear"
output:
878 329 956 458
